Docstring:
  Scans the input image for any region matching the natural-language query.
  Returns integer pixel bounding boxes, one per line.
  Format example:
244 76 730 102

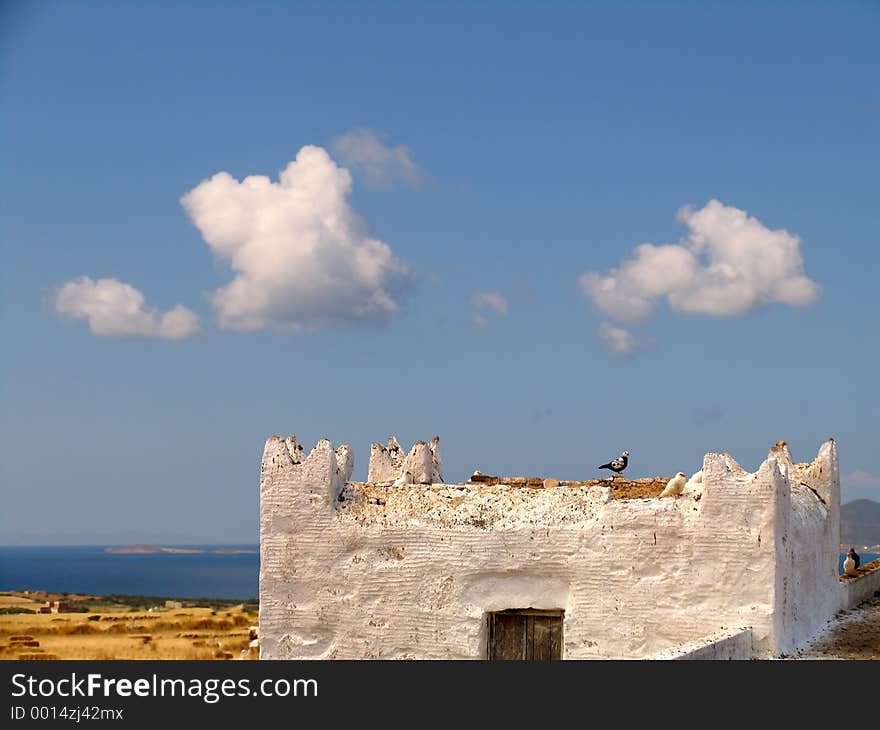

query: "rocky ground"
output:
791 592 880 660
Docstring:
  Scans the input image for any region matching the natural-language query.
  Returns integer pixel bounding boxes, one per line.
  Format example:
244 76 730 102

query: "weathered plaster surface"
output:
260 437 841 659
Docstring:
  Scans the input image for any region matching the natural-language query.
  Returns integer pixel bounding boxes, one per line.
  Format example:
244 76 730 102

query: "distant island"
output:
104 545 258 555
840 499 880 550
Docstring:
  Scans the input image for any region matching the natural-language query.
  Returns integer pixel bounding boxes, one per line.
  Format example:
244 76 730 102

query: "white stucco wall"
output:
259 436 839 659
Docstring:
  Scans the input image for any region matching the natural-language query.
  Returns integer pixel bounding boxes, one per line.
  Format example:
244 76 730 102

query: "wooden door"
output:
487 609 563 660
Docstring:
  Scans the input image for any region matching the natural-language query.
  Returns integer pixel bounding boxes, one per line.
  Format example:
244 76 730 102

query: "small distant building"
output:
39 600 73 614
164 600 184 609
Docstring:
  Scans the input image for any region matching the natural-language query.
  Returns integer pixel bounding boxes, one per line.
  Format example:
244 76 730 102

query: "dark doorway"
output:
487 609 564 660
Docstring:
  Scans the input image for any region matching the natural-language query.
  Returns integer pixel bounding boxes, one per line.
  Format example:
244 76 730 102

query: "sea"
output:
0 546 876 601
0 546 259 600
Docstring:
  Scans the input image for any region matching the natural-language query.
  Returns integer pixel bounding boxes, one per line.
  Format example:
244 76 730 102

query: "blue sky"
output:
1 1 878 544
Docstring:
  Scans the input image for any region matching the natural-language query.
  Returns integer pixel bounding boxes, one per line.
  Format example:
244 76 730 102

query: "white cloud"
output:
469 290 508 327
470 291 509 315
843 471 880 488
54 277 199 340
598 322 639 357
580 200 820 325
181 145 411 332
331 128 423 189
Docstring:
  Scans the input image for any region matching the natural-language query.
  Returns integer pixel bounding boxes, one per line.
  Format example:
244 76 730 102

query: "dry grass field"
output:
0 591 257 660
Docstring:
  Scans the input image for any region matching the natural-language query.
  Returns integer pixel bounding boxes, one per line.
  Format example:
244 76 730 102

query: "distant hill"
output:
840 499 880 548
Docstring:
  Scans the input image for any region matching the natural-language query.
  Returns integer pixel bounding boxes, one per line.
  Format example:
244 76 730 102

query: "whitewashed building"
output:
259 436 879 659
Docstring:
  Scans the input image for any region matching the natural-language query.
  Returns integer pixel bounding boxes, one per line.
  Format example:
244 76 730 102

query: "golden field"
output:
0 592 257 660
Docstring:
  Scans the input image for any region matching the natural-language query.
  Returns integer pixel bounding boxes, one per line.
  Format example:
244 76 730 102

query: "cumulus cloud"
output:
843 471 880 488
331 128 423 189
54 277 200 340
181 145 411 332
472 315 489 328
580 200 820 325
470 291 509 315
598 322 639 357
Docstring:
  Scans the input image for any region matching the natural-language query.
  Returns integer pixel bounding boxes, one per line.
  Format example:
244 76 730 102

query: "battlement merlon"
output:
368 435 442 484
778 438 839 509
260 436 353 533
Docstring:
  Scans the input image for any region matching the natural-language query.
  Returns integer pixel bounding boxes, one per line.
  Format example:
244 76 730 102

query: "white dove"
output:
391 470 413 488
659 472 686 498
843 548 860 576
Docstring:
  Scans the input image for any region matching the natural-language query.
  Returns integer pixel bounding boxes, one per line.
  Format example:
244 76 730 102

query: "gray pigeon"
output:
599 451 629 475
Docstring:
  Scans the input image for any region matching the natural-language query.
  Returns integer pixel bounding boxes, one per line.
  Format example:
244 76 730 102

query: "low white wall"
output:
840 560 880 610
647 628 753 660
